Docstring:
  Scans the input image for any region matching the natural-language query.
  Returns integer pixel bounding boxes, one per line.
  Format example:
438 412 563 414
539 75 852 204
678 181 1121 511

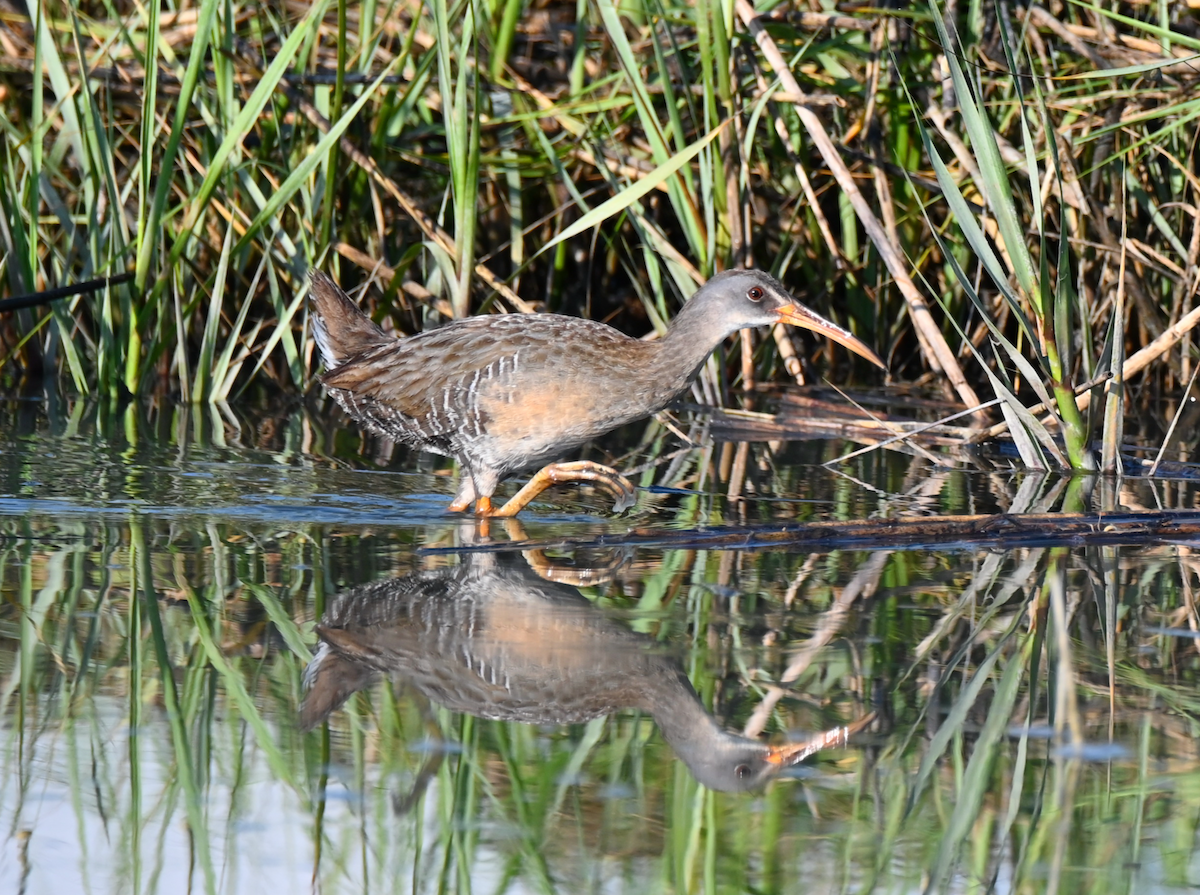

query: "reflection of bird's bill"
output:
764 711 877 767
774 304 886 370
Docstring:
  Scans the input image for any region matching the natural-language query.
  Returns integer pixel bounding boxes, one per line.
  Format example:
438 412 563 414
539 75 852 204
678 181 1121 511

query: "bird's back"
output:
311 272 667 470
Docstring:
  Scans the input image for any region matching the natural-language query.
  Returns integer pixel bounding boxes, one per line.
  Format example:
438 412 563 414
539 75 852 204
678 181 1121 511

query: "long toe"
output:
537 461 637 513
571 465 637 513
493 461 637 517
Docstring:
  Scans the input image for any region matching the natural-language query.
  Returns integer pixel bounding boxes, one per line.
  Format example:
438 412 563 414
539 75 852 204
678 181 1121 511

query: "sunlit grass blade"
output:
901 73 1038 354
230 55 404 261
910 186 1066 466
490 0 524 82
930 0 1037 309
135 0 161 288
1067 0 1200 51
538 121 729 259
595 0 707 263
147 0 333 335
433 0 480 317
134 0 219 294
192 223 234 403
234 274 310 398
1101 251 1126 473
209 258 264 403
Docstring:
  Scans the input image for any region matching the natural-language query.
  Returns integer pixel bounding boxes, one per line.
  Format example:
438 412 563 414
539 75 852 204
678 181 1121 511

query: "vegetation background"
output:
5 3 1200 892
1 0 1199 466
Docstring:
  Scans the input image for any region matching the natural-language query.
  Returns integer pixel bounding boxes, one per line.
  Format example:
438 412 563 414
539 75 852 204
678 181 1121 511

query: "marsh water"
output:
3 396 1200 894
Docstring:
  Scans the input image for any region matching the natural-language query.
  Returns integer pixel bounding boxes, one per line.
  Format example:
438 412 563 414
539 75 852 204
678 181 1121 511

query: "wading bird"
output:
309 269 883 516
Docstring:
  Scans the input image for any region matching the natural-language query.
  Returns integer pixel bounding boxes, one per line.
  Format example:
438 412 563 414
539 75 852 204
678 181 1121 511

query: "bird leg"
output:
447 475 478 513
487 461 637 517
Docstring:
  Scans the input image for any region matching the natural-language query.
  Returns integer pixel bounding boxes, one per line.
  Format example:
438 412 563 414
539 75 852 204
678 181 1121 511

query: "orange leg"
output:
487 461 636 517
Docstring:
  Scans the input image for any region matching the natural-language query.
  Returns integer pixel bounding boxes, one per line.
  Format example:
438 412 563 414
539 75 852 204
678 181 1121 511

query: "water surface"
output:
2 398 1200 894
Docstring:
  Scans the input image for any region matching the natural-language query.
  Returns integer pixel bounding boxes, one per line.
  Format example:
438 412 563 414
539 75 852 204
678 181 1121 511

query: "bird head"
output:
680 715 874 792
697 269 885 370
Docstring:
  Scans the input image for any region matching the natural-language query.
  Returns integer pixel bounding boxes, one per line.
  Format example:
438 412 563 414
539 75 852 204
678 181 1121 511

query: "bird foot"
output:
482 461 637 517
523 547 632 587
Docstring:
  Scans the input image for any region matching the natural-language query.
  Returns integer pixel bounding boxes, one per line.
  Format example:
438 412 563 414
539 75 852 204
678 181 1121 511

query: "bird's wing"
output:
320 314 636 421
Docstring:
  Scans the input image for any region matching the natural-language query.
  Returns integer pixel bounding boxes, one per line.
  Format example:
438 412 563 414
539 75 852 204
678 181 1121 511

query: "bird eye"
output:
735 764 751 779
747 287 764 301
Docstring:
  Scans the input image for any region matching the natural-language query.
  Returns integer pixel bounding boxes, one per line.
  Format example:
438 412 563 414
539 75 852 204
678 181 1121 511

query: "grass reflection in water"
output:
2 410 1200 893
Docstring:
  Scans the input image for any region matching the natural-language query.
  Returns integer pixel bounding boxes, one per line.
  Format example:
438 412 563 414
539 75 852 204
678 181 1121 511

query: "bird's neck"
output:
643 296 732 403
643 667 733 757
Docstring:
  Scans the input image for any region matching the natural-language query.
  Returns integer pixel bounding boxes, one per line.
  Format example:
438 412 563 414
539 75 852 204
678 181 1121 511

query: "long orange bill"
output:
774 304 886 370
764 711 877 767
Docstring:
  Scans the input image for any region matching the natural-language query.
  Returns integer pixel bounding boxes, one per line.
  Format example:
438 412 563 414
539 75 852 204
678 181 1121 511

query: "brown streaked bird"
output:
299 550 872 793
309 269 884 516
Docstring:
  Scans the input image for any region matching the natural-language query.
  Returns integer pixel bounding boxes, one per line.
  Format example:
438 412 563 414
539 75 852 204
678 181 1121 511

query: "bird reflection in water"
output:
300 542 871 793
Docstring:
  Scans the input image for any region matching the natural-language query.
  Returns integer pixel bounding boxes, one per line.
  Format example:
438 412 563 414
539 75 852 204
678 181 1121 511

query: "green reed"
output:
0 1 1198 465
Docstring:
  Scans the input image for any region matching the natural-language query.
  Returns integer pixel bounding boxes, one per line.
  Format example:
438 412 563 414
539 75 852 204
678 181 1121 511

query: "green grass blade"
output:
538 121 729 258
234 276 310 398
184 586 297 788
230 55 403 259
134 0 220 291
907 612 1023 815
130 518 217 893
1066 0 1200 51
244 583 312 663
928 629 1033 887
192 223 234 403
1064 53 1200 79
929 0 1038 309
209 266 262 404
905 77 1039 353
595 0 706 261
150 0 333 314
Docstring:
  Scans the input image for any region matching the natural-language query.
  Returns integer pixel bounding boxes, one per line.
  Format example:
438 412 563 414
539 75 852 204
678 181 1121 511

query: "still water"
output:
2 397 1200 894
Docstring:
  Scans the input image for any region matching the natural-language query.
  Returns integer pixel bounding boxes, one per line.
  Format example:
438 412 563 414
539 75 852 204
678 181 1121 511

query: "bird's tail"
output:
298 639 383 732
308 269 392 369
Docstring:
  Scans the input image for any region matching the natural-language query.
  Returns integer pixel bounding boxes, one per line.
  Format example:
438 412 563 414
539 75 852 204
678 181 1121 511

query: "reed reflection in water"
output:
5 397 1200 893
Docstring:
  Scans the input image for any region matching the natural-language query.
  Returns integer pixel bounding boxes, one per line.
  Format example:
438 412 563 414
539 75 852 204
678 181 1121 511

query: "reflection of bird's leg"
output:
496 518 635 586
523 547 633 588
457 513 499 543
490 461 637 517
501 518 529 541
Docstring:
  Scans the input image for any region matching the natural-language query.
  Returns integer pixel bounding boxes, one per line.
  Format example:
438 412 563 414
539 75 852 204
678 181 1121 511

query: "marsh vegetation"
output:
4 2 1200 892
